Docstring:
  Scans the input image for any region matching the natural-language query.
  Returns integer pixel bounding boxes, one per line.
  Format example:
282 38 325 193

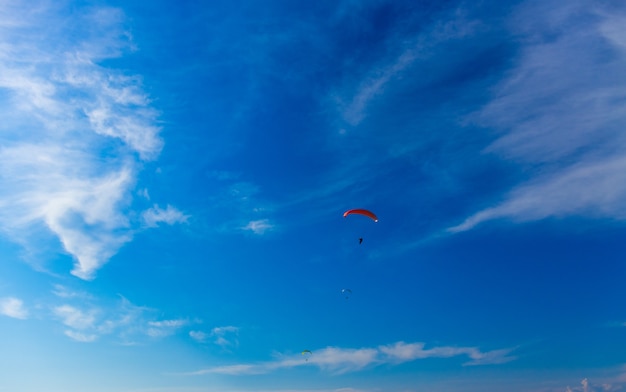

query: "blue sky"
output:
1 0 626 391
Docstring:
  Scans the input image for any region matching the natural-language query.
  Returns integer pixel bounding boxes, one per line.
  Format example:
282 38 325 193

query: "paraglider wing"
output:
341 288 352 299
301 350 312 361
343 209 378 222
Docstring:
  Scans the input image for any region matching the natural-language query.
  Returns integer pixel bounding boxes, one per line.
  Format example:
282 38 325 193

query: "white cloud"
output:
0 296 28 319
149 319 188 328
306 346 379 374
142 204 189 228
242 219 273 235
335 7 479 127
210 326 239 348
449 157 626 232
86 103 162 160
339 47 419 127
0 144 136 280
147 318 189 337
379 341 515 366
53 304 97 330
463 347 518 366
64 330 98 343
199 364 264 376
451 1 626 232
49 296 189 343
207 179 277 236
0 2 181 279
189 330 208 343
562 377 625 392
188 340 515 376
189 326 240 347
53 304 101 342
51 284 91 300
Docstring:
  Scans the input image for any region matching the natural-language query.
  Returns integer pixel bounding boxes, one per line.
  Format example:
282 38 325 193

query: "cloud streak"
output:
147 319 189 338
450 0 626 232
335 7 480 127
188 341 515 376
242 219 274 235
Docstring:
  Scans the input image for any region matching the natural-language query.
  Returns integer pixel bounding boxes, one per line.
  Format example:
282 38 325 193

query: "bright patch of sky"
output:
1 0 626 391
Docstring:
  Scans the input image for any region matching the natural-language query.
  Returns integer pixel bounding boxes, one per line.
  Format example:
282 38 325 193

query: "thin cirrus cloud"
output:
211 326 239 348
50 288 190 343
0 2 184 279
449 1 626 232
205 177 275 236
0 296 28 319
242 219 274 235
187 341 515 376
189 330 209 343
147 319 190 338
334 7 479 128
53 304 100 342
53 304 97 330
189 326 239 348
142 204 189 228
564 377 625 392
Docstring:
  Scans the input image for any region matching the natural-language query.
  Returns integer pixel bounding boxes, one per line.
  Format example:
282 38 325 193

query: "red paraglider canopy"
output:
343 209 378 222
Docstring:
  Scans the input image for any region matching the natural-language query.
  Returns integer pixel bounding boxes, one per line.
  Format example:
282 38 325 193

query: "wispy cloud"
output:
379 341 515 366
49 295 190 343
54 304 97 330
64 330 99 343
189 330 208 343
147 319 189 338
210 326 239 348
51 284 91 300
242 219 274 235
334 7 480 127
450 1 626 232
0 2 179 279
203 177 277 236
0 296 28 319
448 157 626 232
187 341 515 376
562 377 624 392
142 204 189 228
189 326 240 348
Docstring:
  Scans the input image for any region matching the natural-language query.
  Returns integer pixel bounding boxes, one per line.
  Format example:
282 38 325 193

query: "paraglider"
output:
301 350 312 361
341 288 352 299
344 209 377 244
343 208 378 222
